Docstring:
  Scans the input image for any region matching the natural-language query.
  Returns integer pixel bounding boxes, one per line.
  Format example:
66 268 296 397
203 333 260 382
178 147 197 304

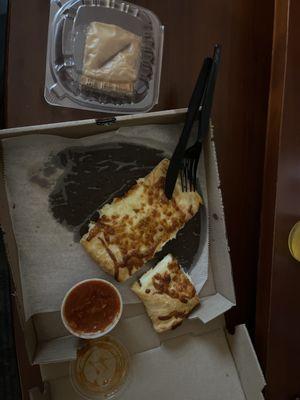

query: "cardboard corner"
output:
193 293 235 324
29 383 50 400
226 325 266 399
33 336 79 365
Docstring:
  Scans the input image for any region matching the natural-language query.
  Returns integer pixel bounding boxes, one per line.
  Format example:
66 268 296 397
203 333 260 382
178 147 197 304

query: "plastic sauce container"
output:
45 0 164 113
61 278 123 339
70 336 130 399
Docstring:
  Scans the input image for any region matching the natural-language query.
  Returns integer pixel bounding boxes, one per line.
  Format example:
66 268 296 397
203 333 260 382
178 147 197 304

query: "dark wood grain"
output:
4 0 274 397
255 0 290 373
256 1 300 398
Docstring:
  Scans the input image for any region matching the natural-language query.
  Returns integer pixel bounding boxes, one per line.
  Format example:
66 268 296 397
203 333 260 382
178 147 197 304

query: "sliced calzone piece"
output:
131 254 200 333
80 21 141 94
80 159 202 282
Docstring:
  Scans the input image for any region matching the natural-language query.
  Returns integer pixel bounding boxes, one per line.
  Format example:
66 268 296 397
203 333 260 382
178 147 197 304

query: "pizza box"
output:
0 108 236 366
28 315 265 400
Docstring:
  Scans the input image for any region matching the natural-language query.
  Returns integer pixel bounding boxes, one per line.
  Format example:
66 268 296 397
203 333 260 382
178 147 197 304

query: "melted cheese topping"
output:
139 254 196 302
132 254 200 332
81 159 202 282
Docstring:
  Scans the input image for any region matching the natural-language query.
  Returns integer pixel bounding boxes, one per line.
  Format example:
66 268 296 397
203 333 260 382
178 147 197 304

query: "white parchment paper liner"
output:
2 123 208 320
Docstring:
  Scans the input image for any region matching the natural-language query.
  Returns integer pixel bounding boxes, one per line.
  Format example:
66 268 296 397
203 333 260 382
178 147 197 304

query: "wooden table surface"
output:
4 0 274 398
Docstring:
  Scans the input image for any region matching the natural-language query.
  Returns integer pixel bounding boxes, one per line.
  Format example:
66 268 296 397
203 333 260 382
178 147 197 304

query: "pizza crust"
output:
131 254 200 332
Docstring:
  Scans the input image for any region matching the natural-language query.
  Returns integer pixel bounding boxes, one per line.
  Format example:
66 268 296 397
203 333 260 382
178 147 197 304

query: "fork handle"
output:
165 56 213 199
197 45 221 143
175 57 213 151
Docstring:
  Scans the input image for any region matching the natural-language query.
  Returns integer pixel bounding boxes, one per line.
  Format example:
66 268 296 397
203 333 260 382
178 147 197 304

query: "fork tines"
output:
180 147 200 193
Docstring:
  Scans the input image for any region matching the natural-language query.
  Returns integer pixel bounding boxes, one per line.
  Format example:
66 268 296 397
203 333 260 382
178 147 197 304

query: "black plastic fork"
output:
181 45 221 192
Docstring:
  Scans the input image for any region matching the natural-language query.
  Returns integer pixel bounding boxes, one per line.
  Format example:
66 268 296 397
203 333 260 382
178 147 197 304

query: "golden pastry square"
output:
131 254 200 333
80 159 202 282
80 21 142 95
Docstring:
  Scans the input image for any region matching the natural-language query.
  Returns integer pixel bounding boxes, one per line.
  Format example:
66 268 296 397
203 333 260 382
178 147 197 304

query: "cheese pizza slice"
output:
131 254 200 332
80 159 202 282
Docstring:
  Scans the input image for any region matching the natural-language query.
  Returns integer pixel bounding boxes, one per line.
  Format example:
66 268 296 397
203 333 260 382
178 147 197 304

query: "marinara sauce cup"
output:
61 279 123 339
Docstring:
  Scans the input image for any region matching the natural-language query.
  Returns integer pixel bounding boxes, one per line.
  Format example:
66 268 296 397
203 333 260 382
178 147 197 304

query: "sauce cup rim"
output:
61 278 123 339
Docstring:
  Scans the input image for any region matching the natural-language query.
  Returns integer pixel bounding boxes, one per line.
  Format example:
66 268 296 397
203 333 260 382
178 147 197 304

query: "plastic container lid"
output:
70 336 130 399
45 0 164 113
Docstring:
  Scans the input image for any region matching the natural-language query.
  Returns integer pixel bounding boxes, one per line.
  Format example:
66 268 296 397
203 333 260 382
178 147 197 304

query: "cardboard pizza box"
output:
0 109 236 365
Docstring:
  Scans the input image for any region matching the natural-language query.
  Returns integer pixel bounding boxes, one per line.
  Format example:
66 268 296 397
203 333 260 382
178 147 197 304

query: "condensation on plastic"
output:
69 336 131 400
44 0 164 113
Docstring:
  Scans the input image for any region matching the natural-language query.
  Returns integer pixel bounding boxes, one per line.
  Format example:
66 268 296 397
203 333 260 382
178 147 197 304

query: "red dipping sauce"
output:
62 279 122 336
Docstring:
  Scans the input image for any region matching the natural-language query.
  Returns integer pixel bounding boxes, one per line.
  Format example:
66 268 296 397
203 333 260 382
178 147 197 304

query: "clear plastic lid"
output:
45 0 164 113
70 336 130 399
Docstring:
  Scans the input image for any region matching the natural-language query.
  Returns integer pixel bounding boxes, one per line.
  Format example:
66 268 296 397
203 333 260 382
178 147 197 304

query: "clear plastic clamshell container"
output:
45 0 164 113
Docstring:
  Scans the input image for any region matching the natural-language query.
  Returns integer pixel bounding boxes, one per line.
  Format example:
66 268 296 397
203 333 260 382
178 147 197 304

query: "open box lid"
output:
28 316 265 400
0 108 235 365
